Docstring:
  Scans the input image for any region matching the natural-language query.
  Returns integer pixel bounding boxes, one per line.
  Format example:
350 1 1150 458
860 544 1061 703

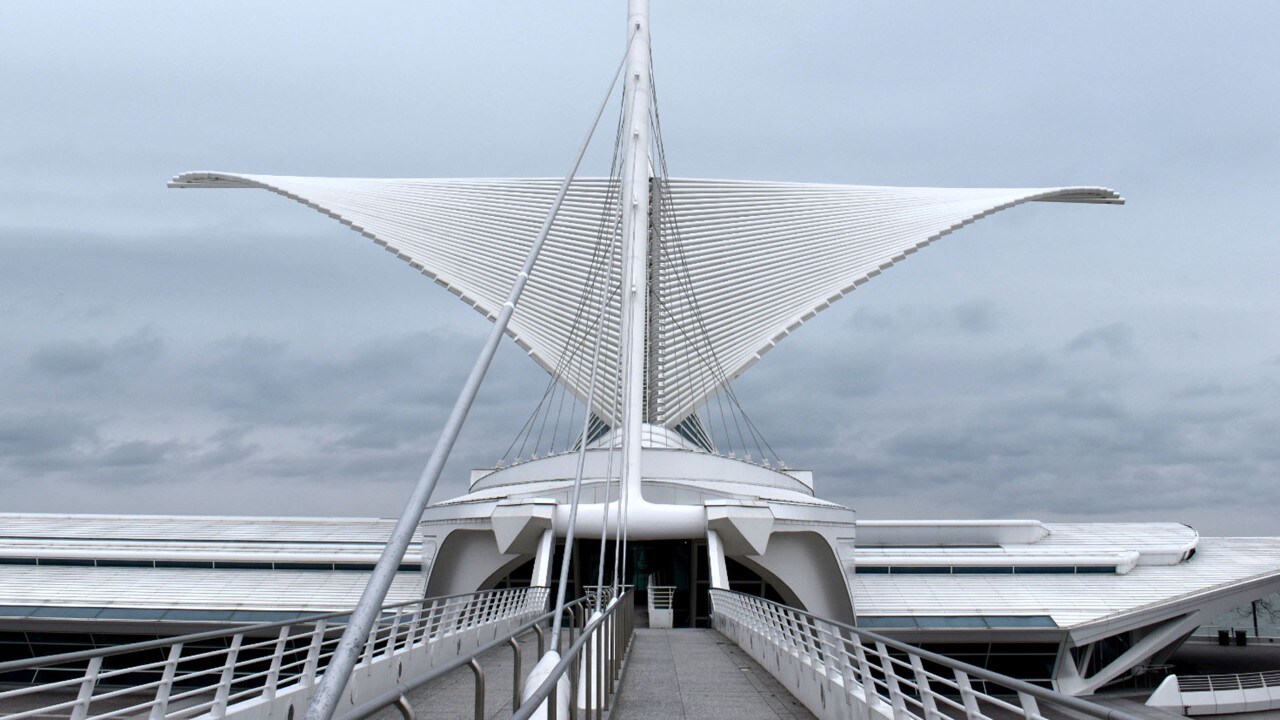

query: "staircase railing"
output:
0 586 548 720
709 589 1143 720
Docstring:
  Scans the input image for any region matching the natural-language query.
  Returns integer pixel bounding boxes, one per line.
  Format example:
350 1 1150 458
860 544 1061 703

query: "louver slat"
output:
171 173 1121 428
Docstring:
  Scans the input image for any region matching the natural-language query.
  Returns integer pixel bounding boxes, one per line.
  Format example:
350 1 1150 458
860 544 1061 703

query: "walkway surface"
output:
369 633 542 720
610 628 814 719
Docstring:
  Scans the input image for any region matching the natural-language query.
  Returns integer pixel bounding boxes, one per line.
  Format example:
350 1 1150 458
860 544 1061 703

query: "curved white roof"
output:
171 173 1120 427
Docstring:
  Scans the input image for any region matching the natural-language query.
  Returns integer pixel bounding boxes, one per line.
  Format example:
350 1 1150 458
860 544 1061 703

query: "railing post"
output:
386 607 404 656
806 616 822 678
407 603 424 649
362 616 378 668
69 656 102 720
211 633 244 719
599 613 608 719
569 646 580 720
909 653 940 720
510 636 523 711
394 694 416 720
606 609 615 704
834 629 863 720
426 599 442 642
813 620 845 720
469 658 485 720
149 642 184 720
264 625 291 701
788 609 806 686
1017 690 1042 720
303 619 328 687
584 618 594 720
874 641 908 718
954 669 981 718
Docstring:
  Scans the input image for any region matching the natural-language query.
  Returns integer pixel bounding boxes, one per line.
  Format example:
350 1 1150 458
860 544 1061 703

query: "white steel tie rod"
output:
305 33 636 720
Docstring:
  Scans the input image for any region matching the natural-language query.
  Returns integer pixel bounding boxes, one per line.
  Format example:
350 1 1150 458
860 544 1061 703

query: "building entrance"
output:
489 538 787 628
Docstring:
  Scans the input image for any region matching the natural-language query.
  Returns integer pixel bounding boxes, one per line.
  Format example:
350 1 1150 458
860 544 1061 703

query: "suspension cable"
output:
549 182 624 653
648 52 781 465
303 33 635 720
501 95 630 465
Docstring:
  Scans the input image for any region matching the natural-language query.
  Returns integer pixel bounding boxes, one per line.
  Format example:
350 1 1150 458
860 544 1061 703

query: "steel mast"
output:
618 0 651 510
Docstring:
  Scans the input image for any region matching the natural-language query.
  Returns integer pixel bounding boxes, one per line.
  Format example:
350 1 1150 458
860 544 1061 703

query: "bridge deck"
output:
366 632 541 720
611 629 813 719
365 627 812 719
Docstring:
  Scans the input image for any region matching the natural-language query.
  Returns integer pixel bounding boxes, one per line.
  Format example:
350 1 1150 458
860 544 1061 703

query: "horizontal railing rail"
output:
1178 670 1280 692
646 586 675 611
513 590 635 720
335 595 597 720
709 588 1143 720
0 586 548 720
1149 669 1280 715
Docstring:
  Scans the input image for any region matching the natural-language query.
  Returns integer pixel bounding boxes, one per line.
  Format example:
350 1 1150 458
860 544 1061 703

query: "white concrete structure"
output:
162 0 1280 696
1148 671 1280 715
4 1 1279 705
167 173 1121 431
0 513 426 631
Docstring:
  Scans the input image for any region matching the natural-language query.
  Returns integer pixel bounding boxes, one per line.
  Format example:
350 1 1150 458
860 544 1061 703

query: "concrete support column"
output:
707 529 729 590
531 528 556 587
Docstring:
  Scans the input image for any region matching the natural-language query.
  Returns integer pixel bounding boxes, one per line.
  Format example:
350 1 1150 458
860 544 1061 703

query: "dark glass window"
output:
857 616 918 628
983 615 1058 628
94 608 168 620
29 607 102 619
96 559 155 568
915 616 987 629
0 606 40 617
161 609 236 622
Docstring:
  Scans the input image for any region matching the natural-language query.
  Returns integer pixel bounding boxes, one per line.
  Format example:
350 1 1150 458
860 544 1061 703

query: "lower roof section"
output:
851 532 1280 630
0 513 426 620
0 565 425 616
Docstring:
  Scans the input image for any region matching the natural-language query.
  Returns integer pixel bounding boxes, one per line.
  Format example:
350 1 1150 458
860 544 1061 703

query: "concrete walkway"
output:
368 633 543 720
611 629 814 719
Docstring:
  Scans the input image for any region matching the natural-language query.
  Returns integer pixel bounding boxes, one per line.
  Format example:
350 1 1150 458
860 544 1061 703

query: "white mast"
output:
618 0 651 508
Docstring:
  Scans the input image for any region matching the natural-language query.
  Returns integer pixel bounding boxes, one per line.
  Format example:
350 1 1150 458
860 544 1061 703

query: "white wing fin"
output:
171 172 626 425
653 180 1122 425
171 173 1121 429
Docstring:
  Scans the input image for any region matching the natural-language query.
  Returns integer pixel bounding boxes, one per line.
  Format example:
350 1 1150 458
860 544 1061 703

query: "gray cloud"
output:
0 412 96 459
1065 322 1136 358
1 2 1278 536
28 328 163 377
952 299 998 335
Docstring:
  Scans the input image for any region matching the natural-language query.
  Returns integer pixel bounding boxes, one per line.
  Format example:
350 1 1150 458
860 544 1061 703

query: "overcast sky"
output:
1 2 1277 536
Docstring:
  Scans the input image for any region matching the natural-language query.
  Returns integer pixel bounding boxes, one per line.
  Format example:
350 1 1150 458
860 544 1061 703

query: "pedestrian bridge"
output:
0 587 1145 720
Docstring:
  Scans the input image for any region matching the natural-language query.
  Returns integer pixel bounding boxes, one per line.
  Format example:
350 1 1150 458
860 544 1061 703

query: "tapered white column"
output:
618 0 651 507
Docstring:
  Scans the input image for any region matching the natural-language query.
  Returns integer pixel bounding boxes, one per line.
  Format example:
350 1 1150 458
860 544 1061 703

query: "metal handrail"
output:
513 591 635 720
646 586 675 610
0 586 548 720
709 589 1144 720
335 596 595 720
1178 669 1280 692
0 586 525 674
